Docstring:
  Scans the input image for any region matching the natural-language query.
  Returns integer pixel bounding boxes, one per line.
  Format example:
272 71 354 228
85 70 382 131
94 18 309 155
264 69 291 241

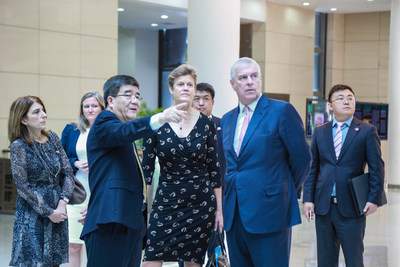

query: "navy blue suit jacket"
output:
81 110 155 239
61 123 80 174
221 95 311 234
303 118 385 217
212 115 226 188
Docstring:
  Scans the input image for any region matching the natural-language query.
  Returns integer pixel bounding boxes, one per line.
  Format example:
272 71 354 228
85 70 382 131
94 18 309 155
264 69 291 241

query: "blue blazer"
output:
61 123 80 174
81 110 155 239
212 115 226 188
221 95 311 234
303 118 385 217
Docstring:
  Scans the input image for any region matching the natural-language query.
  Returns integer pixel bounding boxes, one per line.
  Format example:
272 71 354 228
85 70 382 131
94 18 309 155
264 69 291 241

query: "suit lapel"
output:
322 122 337 162
238 95 268 156
226 107 240 158
337 118 361 162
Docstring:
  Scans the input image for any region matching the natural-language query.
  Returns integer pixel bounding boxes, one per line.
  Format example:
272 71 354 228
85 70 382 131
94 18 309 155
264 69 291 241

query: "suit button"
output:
238 187 242 191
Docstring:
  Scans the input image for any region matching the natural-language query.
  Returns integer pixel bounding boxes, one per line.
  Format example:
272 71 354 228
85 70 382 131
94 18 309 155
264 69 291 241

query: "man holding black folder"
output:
303 84 385 267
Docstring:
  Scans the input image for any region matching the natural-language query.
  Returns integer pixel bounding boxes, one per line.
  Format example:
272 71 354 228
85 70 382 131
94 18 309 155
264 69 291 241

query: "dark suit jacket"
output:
81 110 155 239
303 117 385 217
61 123 80 174
221 95 311 234
212 115 226 188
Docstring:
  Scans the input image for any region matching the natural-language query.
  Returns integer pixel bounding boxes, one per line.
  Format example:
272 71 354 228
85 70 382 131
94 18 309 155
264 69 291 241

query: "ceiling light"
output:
367 0 374 2
151 23 158 27
302 2 311 6
330 7 337 12
117 7 125 12
161 15 168 19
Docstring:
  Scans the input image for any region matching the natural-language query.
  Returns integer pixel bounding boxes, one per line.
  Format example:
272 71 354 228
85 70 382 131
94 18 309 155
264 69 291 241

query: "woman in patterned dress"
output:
8 96 75 266
61 91 105 267
142 64 223 267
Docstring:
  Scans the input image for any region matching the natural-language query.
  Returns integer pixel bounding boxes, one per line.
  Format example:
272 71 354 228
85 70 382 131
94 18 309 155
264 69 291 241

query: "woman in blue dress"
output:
61 91 105 267
8 96 75 266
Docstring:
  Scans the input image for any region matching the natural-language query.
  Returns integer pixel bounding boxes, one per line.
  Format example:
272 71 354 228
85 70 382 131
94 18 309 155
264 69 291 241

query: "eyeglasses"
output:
116 93 143 101
331 96 355 103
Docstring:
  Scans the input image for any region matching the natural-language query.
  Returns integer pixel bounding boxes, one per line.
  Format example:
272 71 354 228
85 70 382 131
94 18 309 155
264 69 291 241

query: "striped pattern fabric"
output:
237 105 250 156
334 122 345 159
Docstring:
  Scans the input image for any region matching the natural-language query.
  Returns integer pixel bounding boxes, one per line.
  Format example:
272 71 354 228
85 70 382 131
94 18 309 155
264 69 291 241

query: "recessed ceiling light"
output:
161 15 168 19
367 0 374 2
117 7 125 12
302 2 311 6
330 7 337 12
151 23 158 27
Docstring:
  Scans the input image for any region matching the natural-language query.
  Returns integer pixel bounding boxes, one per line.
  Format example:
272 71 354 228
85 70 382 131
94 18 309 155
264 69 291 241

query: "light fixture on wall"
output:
302 2 311 6
161 15 168 19
117 7 125 12
330 7 337 12
151 23 159 27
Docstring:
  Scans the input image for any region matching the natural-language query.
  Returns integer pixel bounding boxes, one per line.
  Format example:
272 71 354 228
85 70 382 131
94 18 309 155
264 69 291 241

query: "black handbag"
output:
205 230 230 267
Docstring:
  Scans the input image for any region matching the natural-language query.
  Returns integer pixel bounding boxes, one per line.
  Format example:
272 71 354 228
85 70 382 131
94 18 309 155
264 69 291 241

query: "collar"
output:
332 116 353 128
239 94 262 113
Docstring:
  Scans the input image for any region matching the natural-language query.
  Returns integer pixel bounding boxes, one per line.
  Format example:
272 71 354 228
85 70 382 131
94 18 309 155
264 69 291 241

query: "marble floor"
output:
1 189 399 267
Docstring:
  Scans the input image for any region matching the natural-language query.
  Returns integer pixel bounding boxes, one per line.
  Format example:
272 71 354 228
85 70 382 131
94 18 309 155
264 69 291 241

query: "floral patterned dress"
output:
9 131 75 266
142 113 221 263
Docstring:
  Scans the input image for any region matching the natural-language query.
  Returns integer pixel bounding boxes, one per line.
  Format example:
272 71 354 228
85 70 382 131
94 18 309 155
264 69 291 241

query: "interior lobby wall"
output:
0 0 118 155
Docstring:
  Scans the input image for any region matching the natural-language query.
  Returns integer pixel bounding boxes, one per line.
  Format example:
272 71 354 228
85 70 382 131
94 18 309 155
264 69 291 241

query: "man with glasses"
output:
303 84 386 266
81 75 187 267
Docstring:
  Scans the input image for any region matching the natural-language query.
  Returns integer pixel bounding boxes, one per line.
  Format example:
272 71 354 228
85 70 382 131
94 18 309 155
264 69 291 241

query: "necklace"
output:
31 139 61 178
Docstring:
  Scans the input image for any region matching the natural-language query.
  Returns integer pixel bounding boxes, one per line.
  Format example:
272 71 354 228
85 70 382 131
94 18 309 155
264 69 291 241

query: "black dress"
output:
142 113 221 263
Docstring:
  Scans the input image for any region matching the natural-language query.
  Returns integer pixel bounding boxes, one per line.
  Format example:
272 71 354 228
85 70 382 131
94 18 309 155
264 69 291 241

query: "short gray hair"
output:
230 57 261 81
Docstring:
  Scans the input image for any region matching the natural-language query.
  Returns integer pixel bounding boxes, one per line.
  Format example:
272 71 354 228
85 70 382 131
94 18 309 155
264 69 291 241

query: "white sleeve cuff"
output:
150 113 163 131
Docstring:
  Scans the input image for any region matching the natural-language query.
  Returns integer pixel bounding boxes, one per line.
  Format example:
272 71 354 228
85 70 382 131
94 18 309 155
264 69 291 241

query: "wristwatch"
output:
60 196 70 204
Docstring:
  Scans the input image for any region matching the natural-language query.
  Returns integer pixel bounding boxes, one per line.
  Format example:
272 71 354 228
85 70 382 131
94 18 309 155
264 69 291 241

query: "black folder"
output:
348 173 369 216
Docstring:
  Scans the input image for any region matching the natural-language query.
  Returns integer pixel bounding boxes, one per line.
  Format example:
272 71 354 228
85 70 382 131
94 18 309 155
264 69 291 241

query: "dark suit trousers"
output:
316 203 366 267
84 222 145 267
226 203 291 267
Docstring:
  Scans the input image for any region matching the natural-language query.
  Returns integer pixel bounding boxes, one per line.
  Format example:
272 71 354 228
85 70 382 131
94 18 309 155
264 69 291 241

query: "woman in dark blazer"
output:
61 91 105 267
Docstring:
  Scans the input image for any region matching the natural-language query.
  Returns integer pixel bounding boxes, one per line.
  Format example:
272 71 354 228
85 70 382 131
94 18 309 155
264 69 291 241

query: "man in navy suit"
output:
81 75 186 267
221 57 311 267
303 84 385 267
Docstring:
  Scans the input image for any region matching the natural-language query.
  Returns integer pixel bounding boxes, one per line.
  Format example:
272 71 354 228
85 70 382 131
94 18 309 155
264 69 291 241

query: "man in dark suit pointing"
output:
81 75 186 267
303 84 385 267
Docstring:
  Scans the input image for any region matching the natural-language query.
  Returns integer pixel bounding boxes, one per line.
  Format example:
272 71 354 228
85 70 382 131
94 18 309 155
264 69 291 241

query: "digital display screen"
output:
305 99 388 139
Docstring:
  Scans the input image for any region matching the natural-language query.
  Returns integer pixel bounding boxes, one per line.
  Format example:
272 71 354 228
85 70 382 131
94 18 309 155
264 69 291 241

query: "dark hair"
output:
196 83 215 100
103 75 140 107
8 96 49 146
168 64 197 88
76 90 105 132
328 84 355 102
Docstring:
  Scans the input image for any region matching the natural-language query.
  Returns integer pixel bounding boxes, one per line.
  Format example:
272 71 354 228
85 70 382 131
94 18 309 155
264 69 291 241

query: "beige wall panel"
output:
39 75 80 120
0 73 39 119
288 94 308 126
379 40 389 69
330 69 344 87
265 32 290 64
0 0 39 28
378 69 388 98
80 78 106 97
39 31 80 76
290 36 314 66
39 0 80 33
379 12 391 41
81 36 118 79
47 119 75 138
344 69 378 97
290 65 313 96
0 26 39 73
81 0 118 39
332 14 345 42
266 3 291 34
289 8 314 38
252 30 266 62
331 41 344 69
344 41 379 70
264 63 290 94
0 119 9 155
345 13 380 41
253 22 266 32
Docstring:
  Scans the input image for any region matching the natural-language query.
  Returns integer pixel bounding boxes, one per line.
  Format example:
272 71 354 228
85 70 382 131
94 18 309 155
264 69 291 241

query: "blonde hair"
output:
168 64 197 88
76 91 105 132
8 96 49 146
